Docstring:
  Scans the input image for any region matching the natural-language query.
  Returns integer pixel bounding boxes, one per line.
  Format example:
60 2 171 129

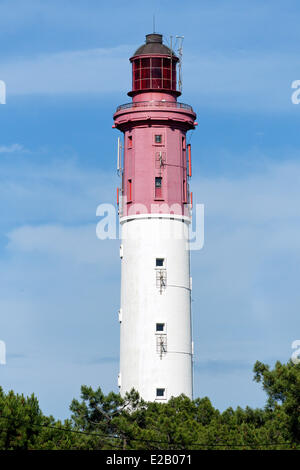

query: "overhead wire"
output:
0 415 298 449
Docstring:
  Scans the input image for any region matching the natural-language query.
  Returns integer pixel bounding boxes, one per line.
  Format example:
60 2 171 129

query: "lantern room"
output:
128 33 180 97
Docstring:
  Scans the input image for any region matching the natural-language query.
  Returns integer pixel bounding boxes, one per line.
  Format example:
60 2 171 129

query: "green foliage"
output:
253 359 300 444
0 387 42 450
1 359 300 449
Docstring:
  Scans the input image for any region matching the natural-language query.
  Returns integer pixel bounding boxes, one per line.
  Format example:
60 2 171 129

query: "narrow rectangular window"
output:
155 177 162 199
156 388 165 397
183 178 187 203
156 258 164 267
127 179 132 202
155 134 162 144
128 135 132 148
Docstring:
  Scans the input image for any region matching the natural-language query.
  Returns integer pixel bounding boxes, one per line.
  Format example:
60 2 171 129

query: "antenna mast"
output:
176 35 184 92
170 35 173 91
117 137 122 176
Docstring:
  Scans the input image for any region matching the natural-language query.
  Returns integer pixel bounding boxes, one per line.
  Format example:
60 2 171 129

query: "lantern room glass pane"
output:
163 67 171 79
141 67 150 79
152 67 162 78
132 56 177 92
152 78 162 88
141 58 150 67
141 79 150 89
152 57 162 67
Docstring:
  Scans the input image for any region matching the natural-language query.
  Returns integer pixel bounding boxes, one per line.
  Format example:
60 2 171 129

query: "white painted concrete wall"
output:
119 215 193 401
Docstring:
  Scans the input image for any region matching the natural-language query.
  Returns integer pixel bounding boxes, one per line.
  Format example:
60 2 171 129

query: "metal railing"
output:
116 101 193 112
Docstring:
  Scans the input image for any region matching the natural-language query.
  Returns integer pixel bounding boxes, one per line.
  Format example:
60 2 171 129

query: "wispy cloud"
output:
0 144 24 153
6 223 119 266
0 47 132 96
0 155 118 228
184 51 300 112
0 45 298 112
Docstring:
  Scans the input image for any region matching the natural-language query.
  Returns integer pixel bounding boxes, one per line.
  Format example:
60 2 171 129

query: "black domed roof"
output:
133 33 178 59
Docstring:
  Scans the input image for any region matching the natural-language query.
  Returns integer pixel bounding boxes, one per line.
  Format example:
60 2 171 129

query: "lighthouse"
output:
113 33 196 402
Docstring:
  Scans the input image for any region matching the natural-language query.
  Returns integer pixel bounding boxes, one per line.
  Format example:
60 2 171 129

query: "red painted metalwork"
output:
187 144 192 177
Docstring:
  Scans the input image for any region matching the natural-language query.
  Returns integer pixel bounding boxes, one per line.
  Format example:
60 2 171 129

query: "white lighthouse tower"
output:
113 33 196 402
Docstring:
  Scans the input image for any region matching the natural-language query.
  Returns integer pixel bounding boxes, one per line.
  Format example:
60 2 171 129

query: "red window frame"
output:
127 179 132 202
155 177 163 199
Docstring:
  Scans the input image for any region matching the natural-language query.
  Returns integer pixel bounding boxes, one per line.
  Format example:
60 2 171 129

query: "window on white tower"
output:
156 388 165 398
156 258 164 267
156 323 165 332
155 258 167 294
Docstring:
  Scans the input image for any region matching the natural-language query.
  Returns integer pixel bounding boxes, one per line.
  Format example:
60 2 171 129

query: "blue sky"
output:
0 0 300 419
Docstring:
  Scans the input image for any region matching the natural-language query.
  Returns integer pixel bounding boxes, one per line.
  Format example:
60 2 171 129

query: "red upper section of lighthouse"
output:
128 33 180 97
113 33 196 219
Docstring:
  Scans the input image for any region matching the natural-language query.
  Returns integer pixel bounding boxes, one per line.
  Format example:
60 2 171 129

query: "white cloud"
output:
0 40 298 112
6 223 119 266
194 159 300 223
184 51 300 112
0 144 24 153
0 157 118 227
0 47 132 95
0 45 298 112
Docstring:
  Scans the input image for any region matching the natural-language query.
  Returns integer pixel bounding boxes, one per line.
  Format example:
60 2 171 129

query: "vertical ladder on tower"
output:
156 269 167 294
156 335 167 359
